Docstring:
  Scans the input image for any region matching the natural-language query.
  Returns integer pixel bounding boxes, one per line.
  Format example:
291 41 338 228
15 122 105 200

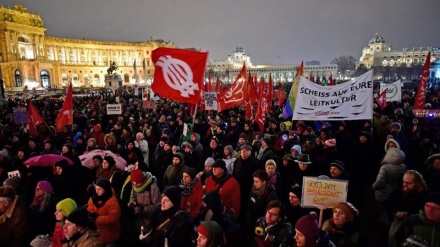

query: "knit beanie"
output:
426 192 440 206
402 234 429 247
37 181 53 193
205 157 215 167
333 202 358 222
56 198 78 217
163 186 181 207
66 207 89 227
291 145 302 154
95 178 112 192
224 145 234 155
212 159 226 170
289 186 303 200
184 167 197 180
130 170 146 184
265 159 277 169
262 137 271 145
391 122 401 132
330 160 345 172
173 152 184 163
103 156 116 167
55 160 69 170
198 221 224 247
3 177 20 190
295 212 319 247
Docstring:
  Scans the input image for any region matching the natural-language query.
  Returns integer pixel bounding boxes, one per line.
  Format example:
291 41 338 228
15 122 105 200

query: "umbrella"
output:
79 149 127 170
24 154 74 167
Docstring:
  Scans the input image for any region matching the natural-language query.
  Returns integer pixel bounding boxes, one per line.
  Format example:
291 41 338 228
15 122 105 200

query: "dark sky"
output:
5 0 440 65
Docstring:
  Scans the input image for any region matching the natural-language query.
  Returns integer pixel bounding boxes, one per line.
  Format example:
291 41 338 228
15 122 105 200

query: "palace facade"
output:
0 5 173 92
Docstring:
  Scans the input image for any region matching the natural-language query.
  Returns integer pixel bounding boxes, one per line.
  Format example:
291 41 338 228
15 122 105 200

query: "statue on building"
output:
107 61 118 75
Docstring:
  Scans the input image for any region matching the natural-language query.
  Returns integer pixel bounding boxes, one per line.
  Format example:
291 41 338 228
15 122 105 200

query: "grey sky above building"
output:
7 0 440 65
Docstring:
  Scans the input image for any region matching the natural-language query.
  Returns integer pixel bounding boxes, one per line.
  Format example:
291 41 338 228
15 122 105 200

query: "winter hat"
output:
402 234 429 247
93 124 102 132
55 160 69 170
384 139 400 152
125 138 135 146
330 160 345 172
162 186 181 207
291 145 302 154
130 170 146 184
282 154 294 161
391 122 401 132
181 142 194 152
56 198 78 217
426 192 440 206
295 212 319 247
265 159 277 169
289 186 303 200
159 136 168 142
66 207 89 227
262 137 271 145
0 150 9 158
239 133 247 139
95 178 112 192
224 145 234 155
359 131 371 139
289 130 297 136
205 157 215 167
37 181 53 193
294 154 312 164
0 185 16 199
240 144 252 150
198 221 224 247
103 156 116 167
3 177 20 190
165 140 174 146
333 202 358 222
184 167 197 180
212 159 226 170
211 136 219 144
202 191 223 213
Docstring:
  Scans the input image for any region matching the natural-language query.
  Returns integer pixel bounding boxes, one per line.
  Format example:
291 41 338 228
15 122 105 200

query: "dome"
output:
234 46 244 53
369 32 385 44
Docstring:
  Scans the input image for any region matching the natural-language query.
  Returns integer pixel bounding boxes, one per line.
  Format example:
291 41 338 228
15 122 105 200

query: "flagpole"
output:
192 104 198 125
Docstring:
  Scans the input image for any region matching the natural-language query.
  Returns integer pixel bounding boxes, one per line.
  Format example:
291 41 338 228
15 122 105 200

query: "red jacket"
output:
180 179 204 219
87 195 121 244
205 175 241 218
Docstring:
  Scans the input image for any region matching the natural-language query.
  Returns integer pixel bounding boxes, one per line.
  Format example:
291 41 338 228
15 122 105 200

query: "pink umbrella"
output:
79 149 127 170
24 154 73 167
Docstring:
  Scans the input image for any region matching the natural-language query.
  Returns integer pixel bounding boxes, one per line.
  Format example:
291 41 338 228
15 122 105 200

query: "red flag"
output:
245 101 252 120
268 74 274 112
151 47 208 104
217 64 246 112
27 100 45 137
414 52 431 109
309 73 314 82
55 83 73 133
376 90 387 110
329 73 334 86
277 83 285 107
258 77 265 98
255 91 268 133
206 73 213 92
215 77 222 94
247 73 258 104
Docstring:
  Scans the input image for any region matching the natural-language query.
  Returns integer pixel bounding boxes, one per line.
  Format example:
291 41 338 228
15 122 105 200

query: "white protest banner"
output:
106 104 122 115
183 123 188 136
380 80 401 102
302 176 348 209
204 92 218 110
293 70 373 121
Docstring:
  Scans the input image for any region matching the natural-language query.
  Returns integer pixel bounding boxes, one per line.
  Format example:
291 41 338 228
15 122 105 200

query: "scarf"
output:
251 184 267 198
91 189 113 208
133 174 154 193
180 178 196 197
257 147 267 160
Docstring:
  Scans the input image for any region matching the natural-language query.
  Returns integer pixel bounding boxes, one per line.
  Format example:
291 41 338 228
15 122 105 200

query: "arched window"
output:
124 74 130 82
73 74 79 82
84 74 89 84
40 70 51 88
15 70 22 87
94 74 100 84
62 73 68 85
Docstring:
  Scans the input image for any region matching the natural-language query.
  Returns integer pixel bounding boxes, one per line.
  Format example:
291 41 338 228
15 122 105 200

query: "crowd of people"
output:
0 86 439 247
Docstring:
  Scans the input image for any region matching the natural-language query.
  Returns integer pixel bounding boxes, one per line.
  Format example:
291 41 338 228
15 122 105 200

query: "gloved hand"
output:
134 204 144 215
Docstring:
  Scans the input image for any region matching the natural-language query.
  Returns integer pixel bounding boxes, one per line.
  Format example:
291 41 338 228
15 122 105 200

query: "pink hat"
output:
37 181 53 193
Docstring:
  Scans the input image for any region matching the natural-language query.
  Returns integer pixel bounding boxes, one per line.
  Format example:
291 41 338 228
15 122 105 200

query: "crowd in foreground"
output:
0 87 439 247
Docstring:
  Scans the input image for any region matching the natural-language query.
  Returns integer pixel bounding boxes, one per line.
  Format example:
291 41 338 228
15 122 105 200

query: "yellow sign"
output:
302 176 348 209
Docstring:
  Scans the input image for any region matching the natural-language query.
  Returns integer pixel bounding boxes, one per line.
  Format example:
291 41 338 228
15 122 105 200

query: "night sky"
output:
4 0 440 65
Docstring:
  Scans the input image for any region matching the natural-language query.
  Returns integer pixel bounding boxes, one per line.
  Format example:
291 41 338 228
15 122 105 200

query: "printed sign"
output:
13 107 28 123
302 176 348 209
204 92 218 110
293 70 373 120
380 80 402 102
106 104 122 115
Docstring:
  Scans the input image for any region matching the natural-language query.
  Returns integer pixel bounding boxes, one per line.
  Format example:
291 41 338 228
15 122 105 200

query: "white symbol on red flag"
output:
156 55 199 98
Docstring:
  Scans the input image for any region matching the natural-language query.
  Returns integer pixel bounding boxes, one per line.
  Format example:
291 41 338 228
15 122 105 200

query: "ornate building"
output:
207 46 337 84
359 32 440 79
0 5 173 92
